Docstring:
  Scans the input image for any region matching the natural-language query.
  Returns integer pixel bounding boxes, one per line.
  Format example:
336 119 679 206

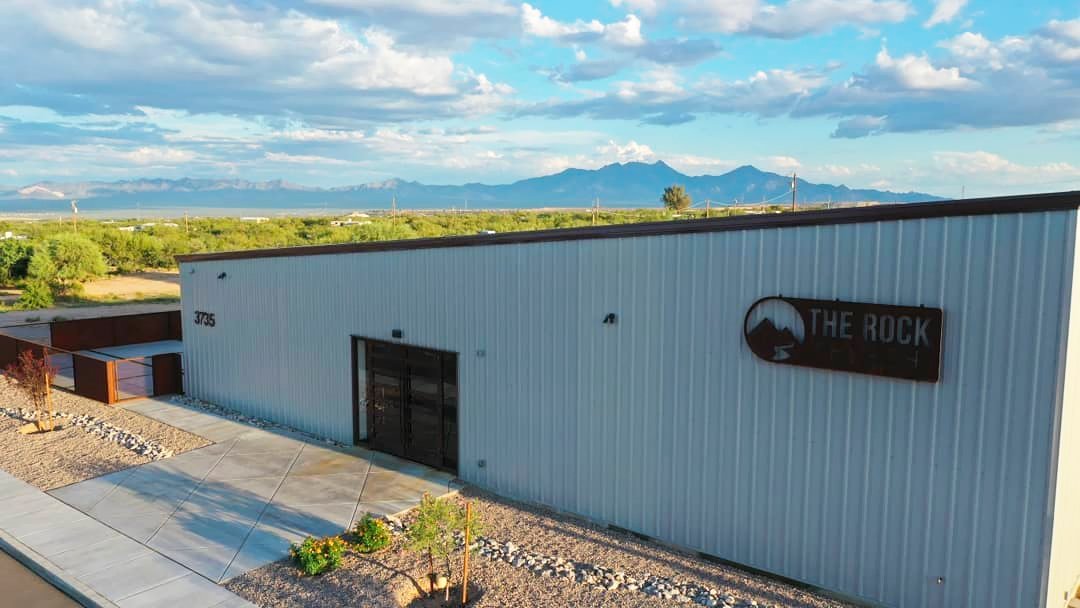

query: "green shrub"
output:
15 280 54 310
352 514 391 553
289 535 347 576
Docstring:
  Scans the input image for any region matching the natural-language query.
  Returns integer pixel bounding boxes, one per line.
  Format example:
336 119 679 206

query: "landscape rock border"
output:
0 407 174 460
377 515 768 608
170 395 347 447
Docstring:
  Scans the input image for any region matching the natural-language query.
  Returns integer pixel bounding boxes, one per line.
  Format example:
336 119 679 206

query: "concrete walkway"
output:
0 470 253 608
49 397 458 583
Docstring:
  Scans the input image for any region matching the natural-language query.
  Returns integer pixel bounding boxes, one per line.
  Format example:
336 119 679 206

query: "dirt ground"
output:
0 301 178 327
79 270 180 299
0 377 209 491
225 489 855 608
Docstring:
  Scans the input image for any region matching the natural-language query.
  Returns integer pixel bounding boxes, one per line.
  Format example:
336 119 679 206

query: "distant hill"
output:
0 162 941 212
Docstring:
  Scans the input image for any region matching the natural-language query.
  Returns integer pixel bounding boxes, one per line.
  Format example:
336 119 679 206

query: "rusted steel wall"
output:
151 353 183 396
50 312 179 351
72 355 115 404
168 310 182 341
0 334 17 369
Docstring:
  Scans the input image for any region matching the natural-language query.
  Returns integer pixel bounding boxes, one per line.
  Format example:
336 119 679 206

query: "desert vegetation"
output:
0 206 782 310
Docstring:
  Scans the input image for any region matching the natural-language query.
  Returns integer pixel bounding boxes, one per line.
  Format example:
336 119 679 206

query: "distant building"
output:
330 219 372 227
117 226 137 232
240 217 270 223
0 231 27 240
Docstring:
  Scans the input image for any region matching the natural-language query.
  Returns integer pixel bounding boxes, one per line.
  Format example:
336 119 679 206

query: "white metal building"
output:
178 192 1080 608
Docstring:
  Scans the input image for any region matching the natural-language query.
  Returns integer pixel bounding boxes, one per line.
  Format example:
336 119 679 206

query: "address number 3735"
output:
194 311 216 327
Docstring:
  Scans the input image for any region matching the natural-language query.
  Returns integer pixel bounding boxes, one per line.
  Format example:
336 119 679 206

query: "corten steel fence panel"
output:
72 355 116 404
120 314 172 345
151 353 182 396
50 312 179 351
50 317 115 351
167 310 182 341
0 334 17 368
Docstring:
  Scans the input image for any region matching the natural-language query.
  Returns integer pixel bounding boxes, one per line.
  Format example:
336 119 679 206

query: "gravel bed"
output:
0 377 210 490
0 406 175 460
225 488 856 608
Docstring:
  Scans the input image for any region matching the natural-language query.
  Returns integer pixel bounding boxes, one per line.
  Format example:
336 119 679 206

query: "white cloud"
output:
933 151 1080 185
273 128 366 142
597 139 656 162
924 0 967 27
763 155 802 173
0 0 512 122
675 0 912 38
521 4 604 40
308 0 516 18
264 152 351 165
665 154 737 175
123 147 196 165
611 0 659 17
521 4 644 47
605 14 646 47
870 46 977 90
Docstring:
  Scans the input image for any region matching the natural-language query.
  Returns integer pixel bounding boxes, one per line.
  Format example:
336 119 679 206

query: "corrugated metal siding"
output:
180 210 1077 608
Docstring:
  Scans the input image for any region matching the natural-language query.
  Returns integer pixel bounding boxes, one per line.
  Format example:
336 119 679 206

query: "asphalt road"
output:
0 549 79 608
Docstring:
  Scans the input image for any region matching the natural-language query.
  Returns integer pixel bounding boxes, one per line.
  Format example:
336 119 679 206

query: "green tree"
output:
406 494 482 601
96 230 142 272
27 247 57 284
662 184 692 212
44 233 107 289
15 279 54 310
0 240 32 284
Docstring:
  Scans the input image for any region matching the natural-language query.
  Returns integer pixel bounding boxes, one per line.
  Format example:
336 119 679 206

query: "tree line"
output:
0 201 775 309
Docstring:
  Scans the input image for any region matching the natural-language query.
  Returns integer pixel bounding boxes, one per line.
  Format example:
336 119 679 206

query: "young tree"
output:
406 493 483 601
5 348 59 432
661 184 693 212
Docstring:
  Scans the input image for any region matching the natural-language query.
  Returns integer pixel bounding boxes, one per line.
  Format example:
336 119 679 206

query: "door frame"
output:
350 336 459 473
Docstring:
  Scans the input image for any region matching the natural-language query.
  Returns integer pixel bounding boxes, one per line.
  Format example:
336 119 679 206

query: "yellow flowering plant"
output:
290 535 347 575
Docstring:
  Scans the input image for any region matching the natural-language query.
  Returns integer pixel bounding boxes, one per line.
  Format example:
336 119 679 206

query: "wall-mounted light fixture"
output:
391 329 403 339
602 313 617 325
217 272 227 280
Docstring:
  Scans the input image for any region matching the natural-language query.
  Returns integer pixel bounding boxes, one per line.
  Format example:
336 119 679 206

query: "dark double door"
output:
359 339 458 472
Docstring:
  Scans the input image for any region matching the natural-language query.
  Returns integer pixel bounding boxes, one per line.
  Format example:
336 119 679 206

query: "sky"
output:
0 0 1077 198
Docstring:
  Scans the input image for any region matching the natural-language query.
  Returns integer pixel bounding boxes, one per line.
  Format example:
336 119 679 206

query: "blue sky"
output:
0 0 1077 197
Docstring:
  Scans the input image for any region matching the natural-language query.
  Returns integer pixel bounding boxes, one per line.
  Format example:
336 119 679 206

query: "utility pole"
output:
592 196 600 225
961 185 965 200
70 200 78 233
791 171 798 212
705 198 711 219
391 194 398 218
184 210 189 235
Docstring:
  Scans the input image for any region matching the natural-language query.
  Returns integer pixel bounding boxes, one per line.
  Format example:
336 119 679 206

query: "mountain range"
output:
0 162 941 212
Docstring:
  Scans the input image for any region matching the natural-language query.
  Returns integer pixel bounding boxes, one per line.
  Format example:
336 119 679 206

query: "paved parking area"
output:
0 549 79 608
49 398 458 583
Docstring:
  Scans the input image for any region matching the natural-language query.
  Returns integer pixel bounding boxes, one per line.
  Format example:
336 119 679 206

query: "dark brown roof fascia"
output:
175 190 1080 264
